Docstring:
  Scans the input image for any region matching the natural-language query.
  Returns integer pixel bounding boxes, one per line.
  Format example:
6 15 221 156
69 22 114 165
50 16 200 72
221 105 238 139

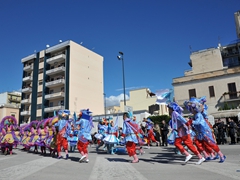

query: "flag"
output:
155 89 174 105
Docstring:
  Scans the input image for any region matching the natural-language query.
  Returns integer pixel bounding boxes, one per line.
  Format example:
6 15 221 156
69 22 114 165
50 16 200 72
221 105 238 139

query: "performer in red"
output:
168 102 205 165
143 118 159 148
122 112 140 163
54 110 71 159
76 109 94 163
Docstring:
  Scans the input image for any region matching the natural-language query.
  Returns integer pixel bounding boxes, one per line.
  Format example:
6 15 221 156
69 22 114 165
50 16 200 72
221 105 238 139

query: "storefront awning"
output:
210 109 240 119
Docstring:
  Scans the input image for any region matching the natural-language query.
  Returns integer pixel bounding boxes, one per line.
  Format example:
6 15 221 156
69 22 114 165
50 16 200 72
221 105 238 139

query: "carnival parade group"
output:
0 96 226 164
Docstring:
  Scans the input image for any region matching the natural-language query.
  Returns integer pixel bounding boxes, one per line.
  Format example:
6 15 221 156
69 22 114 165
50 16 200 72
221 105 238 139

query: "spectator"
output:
160 120 169 146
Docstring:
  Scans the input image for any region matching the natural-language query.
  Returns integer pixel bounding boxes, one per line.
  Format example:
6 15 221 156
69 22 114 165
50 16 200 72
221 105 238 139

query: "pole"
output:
121 55 126 106
104 93 106 118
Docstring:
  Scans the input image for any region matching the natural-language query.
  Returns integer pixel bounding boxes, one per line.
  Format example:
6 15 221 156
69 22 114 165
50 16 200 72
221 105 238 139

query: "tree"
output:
148 115 171 126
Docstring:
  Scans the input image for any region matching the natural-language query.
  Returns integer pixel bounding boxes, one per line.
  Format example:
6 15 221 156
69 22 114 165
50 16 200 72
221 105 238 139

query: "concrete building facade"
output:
173 11 240 120
119 88 169 116
20 40 104 123
0 91 21 121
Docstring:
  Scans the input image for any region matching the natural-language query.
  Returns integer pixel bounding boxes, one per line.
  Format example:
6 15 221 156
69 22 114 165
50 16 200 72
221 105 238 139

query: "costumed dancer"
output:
95 119 108 151
184 98 226 163
167 102 205 165
143 118 159 148
35 119 48 155
26 121 39 153
0 116 19 155
54 109 71 159
76 109 94 163
46 116 58 157
122 112 139 163
103 117 119 154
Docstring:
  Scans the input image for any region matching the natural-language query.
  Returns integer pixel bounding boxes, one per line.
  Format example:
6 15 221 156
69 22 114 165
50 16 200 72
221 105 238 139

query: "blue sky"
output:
0 0 239 106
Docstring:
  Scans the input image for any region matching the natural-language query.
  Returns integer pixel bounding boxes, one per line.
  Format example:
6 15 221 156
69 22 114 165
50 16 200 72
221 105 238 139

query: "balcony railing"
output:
46 66 65 75
21 99 31 104
222 91 240 102
22 87 32 93
20 111 31 116
23 64 33 72
46 54 66 64
44 105 65 113
9 97 21 102
45 79 65 87
23 76 33 82
45 92 65 100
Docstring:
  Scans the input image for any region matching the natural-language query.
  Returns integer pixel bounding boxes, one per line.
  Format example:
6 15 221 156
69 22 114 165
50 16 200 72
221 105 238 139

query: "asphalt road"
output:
0 144 239 180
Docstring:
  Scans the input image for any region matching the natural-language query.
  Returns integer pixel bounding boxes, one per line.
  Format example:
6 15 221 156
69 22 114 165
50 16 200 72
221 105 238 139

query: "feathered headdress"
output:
167 102 183 114
1 116 17 127
184 97 203 113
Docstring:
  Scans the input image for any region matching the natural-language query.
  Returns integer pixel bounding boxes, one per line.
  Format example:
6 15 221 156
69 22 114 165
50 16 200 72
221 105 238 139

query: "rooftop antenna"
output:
189 45 192 53
218 36 221 49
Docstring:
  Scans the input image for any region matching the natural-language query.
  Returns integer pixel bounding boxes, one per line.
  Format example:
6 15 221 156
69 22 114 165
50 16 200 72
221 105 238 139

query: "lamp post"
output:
103 93 106 119
117 51 126 106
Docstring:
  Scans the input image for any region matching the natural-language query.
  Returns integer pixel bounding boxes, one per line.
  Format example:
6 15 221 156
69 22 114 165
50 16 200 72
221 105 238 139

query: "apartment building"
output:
20 40 104 124
0 91 21 121
173 11 240 120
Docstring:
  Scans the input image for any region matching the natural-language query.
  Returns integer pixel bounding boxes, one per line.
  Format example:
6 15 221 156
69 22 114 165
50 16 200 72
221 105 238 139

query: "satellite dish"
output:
46 44 50 48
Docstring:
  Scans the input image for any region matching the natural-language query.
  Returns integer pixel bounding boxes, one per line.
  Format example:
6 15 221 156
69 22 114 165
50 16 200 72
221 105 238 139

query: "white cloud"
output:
105 93 129 107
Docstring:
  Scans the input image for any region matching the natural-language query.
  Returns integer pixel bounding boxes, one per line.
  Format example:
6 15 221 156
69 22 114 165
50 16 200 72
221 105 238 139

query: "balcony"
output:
22 87 32 93
21 54 36 63
221 91 240 102
23 64 33 72
45 92 65 100
46 66 65 75
20 111 31 116
9 97 21 103
44 105 64 113
23 76 33 82
45 79 65 88
46 54 66 64
21 99 31 104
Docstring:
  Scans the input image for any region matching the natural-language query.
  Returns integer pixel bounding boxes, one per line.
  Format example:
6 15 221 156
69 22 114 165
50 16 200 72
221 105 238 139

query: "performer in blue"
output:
95 119 108 152
167 102 205 165
122 112 140 163
103 117 119 154
184 98 226 163
54 109 71 159
76 109 94 163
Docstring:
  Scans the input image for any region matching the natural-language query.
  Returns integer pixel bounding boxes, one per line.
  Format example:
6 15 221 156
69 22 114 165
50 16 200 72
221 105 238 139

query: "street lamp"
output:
103 93 106 119
117 51 126 106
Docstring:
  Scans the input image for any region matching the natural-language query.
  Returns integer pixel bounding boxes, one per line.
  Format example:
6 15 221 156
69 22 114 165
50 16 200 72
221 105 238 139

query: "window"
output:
209 86 215 97
11 114 15 117
37 92 42 97
50 90 54 94
49 102 53 107
39 58 44 63
188 89 196 99
228 82 237 99
39 80 43 85
37 104 42 109
39 68 43 74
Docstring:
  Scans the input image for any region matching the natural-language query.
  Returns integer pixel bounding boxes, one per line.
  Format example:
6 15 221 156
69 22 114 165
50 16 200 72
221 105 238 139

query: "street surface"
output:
0 144 239 180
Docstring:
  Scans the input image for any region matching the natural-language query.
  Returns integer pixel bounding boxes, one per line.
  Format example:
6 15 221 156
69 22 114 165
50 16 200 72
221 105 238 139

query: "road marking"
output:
0 157 60 180
190 161 240 180
89 157 148 180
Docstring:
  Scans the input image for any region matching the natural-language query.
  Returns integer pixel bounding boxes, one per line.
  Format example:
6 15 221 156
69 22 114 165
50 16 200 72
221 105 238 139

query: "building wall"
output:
174 72 240 114
68 41 104 115
119 88 169 115
0 92 8 104
0 106 20 124
189 48 223 75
